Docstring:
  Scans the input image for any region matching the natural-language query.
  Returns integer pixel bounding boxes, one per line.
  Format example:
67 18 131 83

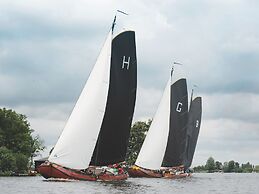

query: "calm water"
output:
0 173 258 194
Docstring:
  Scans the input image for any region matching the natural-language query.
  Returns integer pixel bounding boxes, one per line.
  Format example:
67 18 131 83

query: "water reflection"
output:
1 173 259 194
43 178 79 182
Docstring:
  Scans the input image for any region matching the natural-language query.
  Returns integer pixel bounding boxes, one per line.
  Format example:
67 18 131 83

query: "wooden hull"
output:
98 173 128 181
38 163 128 181
128 166 162 178
128 165 190 179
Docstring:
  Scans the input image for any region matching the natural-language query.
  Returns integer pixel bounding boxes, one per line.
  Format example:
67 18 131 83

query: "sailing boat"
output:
184 90 202 170
38 15 137 181
128 66 189 178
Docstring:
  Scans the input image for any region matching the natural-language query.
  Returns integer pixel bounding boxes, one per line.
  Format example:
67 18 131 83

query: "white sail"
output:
135 79 171 170
49 31 112 169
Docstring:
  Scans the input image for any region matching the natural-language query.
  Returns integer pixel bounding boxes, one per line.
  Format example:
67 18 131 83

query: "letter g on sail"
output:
176 102 183 112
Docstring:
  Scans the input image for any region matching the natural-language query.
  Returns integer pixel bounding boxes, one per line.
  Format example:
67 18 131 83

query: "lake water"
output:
1 173 258 194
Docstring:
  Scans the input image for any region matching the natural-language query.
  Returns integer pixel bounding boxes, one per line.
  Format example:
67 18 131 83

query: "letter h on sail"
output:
122 56 130 70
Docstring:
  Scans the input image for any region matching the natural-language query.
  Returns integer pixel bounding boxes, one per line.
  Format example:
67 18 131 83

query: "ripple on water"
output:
0 173 259 194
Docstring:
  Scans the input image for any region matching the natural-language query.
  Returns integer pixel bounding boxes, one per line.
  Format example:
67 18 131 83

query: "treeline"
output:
0 110 150 176
194 157 259 173
0 108 45 175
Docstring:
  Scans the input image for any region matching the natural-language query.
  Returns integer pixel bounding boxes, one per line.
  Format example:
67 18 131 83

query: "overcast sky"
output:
1 0 259 166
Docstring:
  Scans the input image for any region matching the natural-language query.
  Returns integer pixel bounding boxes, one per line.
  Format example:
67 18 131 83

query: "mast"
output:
112 10 128 35
89 10 136 166
92 15 117 166
135 64 187 170
49 13 136 169
161 62 188 167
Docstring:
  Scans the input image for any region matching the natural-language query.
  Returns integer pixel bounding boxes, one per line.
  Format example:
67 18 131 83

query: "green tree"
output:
0 108 45 174
15 153 29 173
126 120 151 165
0 147 16 173
193 165 206 172
228 160 235 172
205 157 215 173
234 162 242 173
215 161 222 171
223 161 229 172
241 162 253 173
194 159 255 173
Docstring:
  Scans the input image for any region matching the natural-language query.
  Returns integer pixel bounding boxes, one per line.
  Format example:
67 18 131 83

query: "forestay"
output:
48 31 112 169
135 79 171 170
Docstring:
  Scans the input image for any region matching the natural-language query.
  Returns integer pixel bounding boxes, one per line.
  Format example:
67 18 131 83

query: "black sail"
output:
90 31 137 166
162 78 188 167
184 97 202 168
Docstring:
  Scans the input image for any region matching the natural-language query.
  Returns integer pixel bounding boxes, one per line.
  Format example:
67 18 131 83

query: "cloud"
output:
134 85 164 122
0 38 104 106
134 0 259 94
1 103 71 144
1 0 259 164
202 93 259 123
193 118 259 166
